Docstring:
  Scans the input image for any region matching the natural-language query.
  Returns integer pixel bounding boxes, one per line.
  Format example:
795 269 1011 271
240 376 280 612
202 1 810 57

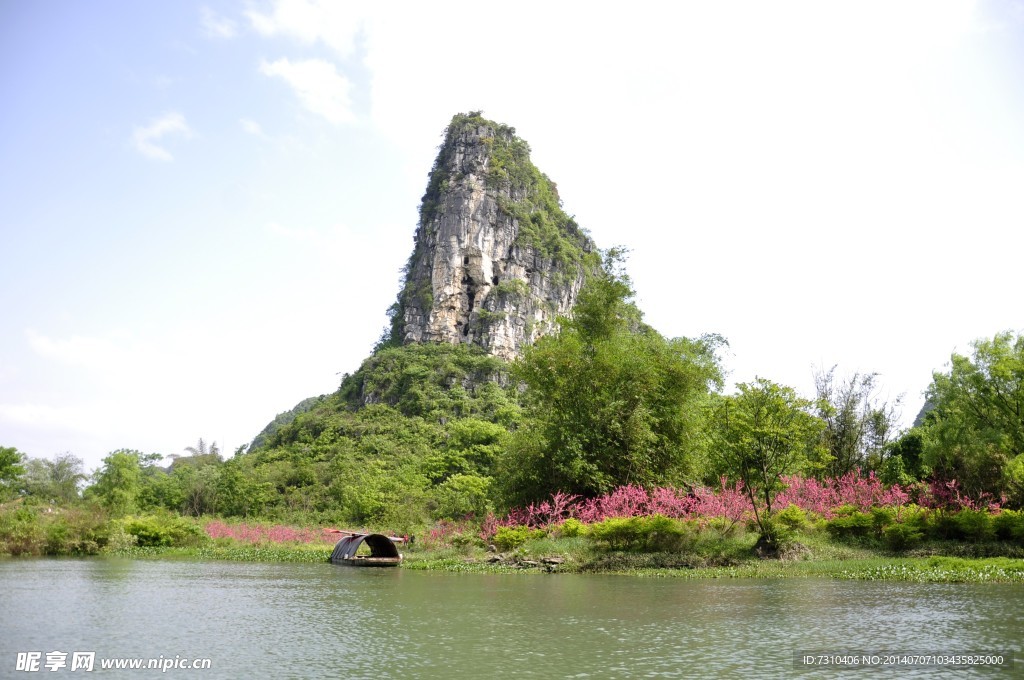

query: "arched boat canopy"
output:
330 533 401 563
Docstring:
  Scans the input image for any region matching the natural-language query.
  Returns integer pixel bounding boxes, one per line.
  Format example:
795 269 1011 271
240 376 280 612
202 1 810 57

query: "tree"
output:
920 331 1024 503
0 446 25 500
708 378 825 546
173 438 221 466
22 453 86 504
502 249 725 503
90 450 144 516
813 366 901 478
880 429 928 487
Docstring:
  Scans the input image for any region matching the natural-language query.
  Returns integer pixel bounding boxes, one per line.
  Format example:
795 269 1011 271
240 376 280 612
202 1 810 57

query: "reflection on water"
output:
1 560 1020 678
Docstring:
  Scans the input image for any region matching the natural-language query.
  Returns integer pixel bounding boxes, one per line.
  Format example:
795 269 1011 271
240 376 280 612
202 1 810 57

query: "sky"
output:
2 0 1023 473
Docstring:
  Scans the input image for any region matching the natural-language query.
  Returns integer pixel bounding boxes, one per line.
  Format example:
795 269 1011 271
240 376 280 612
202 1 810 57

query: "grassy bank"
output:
4 504 1024 583
77 538 1024 583
103 543 333 563
401 535 1024 583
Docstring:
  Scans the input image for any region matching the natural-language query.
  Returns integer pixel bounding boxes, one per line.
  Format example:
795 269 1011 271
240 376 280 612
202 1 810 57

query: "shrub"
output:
555 518 586 538
753 516 795 548
929 511 960 540
883 523 924 551
870 507 896 532
952 509 995 542
775 504 811 533
118 513 207 547
588 515 689 552
0 506 45 556
824 511 875 540
993 510 1024 543
0 505 108 556
493 525 546 551
433 474 494 520
42 508 108 555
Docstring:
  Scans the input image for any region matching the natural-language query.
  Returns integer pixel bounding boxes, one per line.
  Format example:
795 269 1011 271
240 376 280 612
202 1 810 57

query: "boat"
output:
329 532 404 567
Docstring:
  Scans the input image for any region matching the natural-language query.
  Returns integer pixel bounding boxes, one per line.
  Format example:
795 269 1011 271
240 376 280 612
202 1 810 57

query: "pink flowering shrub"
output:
485 472 920 538
205 521 338 545
916 478 1002 512
420 519 476 550
776 471 910 518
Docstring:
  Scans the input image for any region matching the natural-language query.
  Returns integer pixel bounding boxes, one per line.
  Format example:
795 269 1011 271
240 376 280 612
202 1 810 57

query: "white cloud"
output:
200 6 237 39
240 118 266 137
26 329 122 368
246 0 365 57
260 57 354 124
131 112 192 161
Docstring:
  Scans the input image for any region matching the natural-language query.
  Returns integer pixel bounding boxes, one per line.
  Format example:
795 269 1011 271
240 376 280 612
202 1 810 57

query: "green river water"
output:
1 559 1020 678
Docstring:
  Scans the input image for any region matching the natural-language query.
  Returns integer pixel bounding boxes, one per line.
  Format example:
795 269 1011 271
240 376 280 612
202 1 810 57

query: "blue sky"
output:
2 0 1023 472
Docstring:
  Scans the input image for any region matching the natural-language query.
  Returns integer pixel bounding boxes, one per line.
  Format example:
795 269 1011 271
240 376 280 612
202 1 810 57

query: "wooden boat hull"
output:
335 556 402 567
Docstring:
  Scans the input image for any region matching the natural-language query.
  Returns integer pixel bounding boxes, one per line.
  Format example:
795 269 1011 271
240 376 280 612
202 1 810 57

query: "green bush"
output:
930 511 960 540
433 474 494 520
43 508 108 555
493 525 547 551
555 518 587 538
871 507 896 532
952 509 995 542
927 509 995 542
588 515 689 552
118 513 207 547
0 506 45 555
825 511 875 540
0 505 108 556
775 504 811 533
832 504 859 517
993 510 1024 542
883 523 924 551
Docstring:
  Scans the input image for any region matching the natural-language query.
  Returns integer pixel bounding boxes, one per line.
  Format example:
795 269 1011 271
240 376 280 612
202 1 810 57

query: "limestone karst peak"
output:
385 112 597 360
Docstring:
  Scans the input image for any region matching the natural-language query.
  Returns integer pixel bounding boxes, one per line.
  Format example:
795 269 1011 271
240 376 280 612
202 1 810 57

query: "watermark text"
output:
15 651 211 672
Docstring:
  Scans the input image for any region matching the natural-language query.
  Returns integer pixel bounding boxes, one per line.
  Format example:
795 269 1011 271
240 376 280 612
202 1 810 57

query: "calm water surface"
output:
1 559 1020 678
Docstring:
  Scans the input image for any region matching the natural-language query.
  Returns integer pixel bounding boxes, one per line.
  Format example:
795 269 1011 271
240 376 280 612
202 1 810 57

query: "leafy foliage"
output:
89 449 144 517
920 331 1024 503
707 378 826 543
21 453 86 504
115 512 208 548
0 446 25 501
812 366 901 478
502 249 724 502
588 515 691 552
225 343 523 528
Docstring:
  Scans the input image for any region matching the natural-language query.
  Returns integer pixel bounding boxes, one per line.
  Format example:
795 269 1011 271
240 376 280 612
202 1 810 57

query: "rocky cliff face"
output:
389 113 596 361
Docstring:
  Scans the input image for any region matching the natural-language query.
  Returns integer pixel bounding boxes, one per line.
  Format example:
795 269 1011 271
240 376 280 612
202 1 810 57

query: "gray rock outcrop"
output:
389 112 596 361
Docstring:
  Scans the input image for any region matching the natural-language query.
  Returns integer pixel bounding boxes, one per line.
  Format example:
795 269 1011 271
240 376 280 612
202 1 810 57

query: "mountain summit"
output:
385 112 597 360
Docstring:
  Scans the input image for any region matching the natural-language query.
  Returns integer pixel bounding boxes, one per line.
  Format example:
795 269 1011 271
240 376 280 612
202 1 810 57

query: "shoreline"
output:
17 544 1019 584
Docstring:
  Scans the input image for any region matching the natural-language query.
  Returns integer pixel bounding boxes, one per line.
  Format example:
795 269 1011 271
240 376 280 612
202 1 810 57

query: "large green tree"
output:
22 453 86 504
502 249 725 502
921 331 1024 504
0 446 25 500
90 450 144 516
707 378 825 545
812 366 901 478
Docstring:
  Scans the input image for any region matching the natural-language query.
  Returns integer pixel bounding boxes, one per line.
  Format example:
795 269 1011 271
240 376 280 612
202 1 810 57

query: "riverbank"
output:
86 538 1024 583
5 505 1024 583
